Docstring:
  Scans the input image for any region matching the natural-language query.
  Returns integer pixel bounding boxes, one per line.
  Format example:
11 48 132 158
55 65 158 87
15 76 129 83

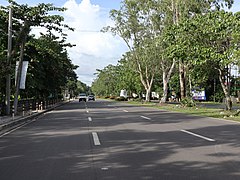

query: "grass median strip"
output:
127 101 240 122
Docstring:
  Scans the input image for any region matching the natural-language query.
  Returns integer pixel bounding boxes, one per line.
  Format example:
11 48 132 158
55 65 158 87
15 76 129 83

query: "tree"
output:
117 54 143 97
171 10 240 110
103 0 159 101
163 0 234 99
194 11 240 110
92 65 119 97
25 34 77 99
0 0 74 114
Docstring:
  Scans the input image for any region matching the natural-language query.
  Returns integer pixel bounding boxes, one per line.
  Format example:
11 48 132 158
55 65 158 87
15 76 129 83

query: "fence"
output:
0 98 62 116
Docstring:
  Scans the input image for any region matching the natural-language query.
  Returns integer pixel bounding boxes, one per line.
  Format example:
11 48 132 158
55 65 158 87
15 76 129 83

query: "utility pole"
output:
5 6 13 115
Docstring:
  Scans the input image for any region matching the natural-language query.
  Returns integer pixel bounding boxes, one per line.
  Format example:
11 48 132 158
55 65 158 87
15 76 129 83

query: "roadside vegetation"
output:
127 100 240 122
0 0 88 115
93 0 240 111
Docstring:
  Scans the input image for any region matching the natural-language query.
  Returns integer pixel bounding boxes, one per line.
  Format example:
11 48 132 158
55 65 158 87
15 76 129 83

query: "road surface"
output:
0 100 240 180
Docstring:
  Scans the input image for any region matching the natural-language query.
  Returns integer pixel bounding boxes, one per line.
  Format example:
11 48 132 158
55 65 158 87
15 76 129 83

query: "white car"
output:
79 93 87 102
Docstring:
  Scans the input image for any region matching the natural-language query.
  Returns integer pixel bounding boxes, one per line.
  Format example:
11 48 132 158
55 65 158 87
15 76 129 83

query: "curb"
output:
0 100 71 136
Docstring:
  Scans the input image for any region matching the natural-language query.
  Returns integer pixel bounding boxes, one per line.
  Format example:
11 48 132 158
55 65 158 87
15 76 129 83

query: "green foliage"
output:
210 91 225 103
24 34 77 99
180 97 196 107
0 1 77 101
91 53 144 97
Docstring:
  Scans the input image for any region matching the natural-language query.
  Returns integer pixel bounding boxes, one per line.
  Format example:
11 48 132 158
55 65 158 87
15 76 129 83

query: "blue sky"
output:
0 0 238 11
0 0 125 86
0 0 122 9
0 0 239 86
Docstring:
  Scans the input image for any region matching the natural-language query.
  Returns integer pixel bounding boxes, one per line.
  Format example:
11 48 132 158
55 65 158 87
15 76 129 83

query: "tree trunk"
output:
218 69 232 110
172 0 187 100
160 59 175 103
145 88 151 102
179 60 186 99
160 79 168 103
225 96 232 111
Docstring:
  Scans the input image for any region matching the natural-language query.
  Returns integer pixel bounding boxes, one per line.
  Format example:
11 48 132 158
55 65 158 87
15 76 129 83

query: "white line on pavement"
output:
123 110 128 112
140 116 151 120
92 132 101 146
181 130 216 142
88 117 92 122
0 119 36 138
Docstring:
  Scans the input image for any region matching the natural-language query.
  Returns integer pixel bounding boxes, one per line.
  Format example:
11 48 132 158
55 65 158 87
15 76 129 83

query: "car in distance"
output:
79 93 87 102
88 95 95 101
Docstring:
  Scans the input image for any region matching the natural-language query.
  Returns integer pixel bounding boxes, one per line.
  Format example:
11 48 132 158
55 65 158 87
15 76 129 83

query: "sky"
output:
0 0 127 86
0 0 240 86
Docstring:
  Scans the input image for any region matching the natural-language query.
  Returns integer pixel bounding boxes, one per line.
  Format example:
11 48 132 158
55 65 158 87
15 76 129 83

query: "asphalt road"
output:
0 99 240 180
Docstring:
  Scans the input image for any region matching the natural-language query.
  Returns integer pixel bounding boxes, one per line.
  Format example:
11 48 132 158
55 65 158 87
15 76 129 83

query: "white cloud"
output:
63 0 127 86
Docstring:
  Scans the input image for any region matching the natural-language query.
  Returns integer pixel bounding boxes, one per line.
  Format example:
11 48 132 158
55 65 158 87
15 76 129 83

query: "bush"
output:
180 97 196 107
109 96 116 99
116 96 127 101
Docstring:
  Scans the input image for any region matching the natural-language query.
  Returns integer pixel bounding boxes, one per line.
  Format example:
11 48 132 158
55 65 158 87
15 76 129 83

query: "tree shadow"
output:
0 100 240 179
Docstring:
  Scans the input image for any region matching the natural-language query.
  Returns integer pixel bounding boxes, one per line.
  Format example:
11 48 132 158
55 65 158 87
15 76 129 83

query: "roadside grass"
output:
127 100 240 122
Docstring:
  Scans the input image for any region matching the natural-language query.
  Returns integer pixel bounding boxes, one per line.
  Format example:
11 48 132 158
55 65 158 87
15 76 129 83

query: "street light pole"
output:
5 6 13 115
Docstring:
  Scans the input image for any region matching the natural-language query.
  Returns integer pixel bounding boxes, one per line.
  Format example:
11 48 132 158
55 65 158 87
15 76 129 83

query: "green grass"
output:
127 100 240 122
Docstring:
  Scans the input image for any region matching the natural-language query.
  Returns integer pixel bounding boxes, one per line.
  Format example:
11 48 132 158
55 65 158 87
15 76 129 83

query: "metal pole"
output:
5 6 13 115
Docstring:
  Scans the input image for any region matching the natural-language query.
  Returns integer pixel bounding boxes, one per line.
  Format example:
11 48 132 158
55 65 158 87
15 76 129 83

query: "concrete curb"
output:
0 100 71 136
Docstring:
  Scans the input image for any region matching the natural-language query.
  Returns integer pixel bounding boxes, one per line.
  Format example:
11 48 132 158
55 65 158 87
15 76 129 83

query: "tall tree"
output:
194 11 240 110
171 10 240 110
25 34 77 99
164 0 234 99
103 0 159 101
0 0 74 114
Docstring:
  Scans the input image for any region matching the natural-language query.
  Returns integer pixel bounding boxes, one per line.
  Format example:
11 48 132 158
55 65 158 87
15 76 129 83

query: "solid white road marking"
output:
181 130 216 142
92 132 101 145
123 110 128 112
140 116 151 120
0 119 36 138
88 117 92 122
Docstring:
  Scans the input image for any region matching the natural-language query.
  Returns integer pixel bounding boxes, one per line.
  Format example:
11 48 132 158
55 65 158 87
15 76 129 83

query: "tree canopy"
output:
0 0 83 110
96 0 240 110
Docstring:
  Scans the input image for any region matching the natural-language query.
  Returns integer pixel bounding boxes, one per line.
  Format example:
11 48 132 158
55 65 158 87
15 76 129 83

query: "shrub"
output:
116 96 127 101
180 97 196 107
109 96 116 99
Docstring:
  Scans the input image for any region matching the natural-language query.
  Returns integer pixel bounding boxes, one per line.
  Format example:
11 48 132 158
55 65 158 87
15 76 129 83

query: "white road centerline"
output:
140 116 151 120
88 117 92 122
92 132 101 146
181 129 216 142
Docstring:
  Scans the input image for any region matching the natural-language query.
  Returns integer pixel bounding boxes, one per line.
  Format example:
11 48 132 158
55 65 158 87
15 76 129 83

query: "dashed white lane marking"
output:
101 167 109 171
181 130 216 142
140 116 151 120
88 117 92 122
92 132 101 146
123 110 128 112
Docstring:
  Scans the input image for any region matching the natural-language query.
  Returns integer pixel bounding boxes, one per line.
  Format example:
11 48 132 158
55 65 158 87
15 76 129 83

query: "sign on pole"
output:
15 61 29 89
